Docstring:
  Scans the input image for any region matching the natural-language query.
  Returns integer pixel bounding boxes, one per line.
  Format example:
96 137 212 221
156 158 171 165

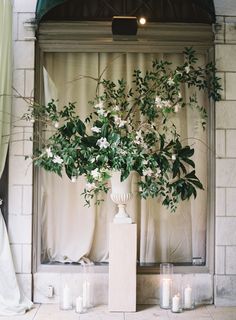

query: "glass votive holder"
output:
60 283 73 310
82 264 94 309
171 275 183 313
160 263 173 309
183 274 195 310
75 296 84 314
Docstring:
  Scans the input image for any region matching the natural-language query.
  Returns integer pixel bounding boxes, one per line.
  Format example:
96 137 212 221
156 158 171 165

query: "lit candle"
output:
172 294 181 312
162 278 171 308
62 284 72 310
83 280 90 308
75 296 83 313
184 285 192 309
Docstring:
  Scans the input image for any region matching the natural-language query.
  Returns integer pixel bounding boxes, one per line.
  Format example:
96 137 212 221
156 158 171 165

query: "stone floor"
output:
2 304 236 320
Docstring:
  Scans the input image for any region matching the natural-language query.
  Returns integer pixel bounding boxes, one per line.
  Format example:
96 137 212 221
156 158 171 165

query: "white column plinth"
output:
108 223 137 312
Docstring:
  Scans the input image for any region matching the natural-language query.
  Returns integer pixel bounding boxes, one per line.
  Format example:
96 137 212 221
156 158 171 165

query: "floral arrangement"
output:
24 48 221 211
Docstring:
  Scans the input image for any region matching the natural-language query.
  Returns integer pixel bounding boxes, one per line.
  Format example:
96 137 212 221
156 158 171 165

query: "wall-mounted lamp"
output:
112 16 138 36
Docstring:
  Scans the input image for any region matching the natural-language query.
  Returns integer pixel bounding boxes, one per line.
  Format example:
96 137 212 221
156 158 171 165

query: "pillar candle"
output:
162 278 171 308
172 294 181 312
75 296 83 313
184 285 192 309
83 280 90 308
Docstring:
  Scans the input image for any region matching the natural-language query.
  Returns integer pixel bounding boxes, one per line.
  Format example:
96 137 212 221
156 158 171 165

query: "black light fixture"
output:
112 16 138 36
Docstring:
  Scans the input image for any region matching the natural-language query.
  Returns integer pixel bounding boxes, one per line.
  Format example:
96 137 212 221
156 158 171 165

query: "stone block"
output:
194 274 213 305
214 22 225 43
22 244 32 273
109 223 137 312
18 13 36 41
226 188 236 216
23 127 33 156
226 22 236 43
214 275 236 306
25 70 35 98
216 159 236 187
137 275 159 305
215 0 236 16
13 69 25 97
226 246 236 274
226 73 236 100
9 156 32 186
215 246 225 275
216 101 236 129
14 41 35 69
226 130 236 157
10 244 22 273
216 187 226 216
16 273 32 301
22 185 33 215
215 45 236 72
8 214 32 244
216 130 225 158
13 0 37 13
13 13 18 41
12 98 33 127
8 185 22 215
10 126 24 156
216 72 225 100
216 217 236 245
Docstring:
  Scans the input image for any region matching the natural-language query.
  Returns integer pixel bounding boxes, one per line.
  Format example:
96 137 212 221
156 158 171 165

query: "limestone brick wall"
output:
214 0 236 306
8 0 36 299
7 0 236 306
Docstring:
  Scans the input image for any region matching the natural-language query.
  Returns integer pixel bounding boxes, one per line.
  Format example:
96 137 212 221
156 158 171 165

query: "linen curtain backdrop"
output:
41 52 208 264
0 0 33 315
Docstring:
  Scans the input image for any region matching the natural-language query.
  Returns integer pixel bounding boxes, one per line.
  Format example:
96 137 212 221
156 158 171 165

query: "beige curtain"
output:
0 1 33 315
0 0 12 177
41 52 208 264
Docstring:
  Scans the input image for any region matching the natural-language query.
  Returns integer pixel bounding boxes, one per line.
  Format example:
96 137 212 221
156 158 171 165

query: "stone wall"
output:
214 0 236 306
8 0 36 299
7 0 236 306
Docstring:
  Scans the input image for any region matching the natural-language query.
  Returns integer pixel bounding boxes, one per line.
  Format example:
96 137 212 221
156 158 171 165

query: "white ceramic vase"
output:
110 171 133 224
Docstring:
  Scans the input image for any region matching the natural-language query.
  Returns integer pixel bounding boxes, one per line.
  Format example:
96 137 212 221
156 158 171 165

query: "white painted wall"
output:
7 0 236 306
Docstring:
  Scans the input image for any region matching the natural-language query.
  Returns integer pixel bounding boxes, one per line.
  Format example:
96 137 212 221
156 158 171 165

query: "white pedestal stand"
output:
108 223 137 312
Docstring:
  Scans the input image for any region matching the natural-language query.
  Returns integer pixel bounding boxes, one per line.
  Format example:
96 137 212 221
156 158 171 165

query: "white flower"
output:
97 108 107 117
91 126 101 133
85 182 96 191
113 105 120 111
94 101 104 110
96 137 110 149
155 169 161 177
0 199 3 206
71 176 77 183
54 121 59 128
114 115 127 128
162 100 172 108
174 104 181 113
142 160 148 165
91 158 96 163
143 168 153 177
91 168 100 180
155 96 163 108
185 65 191 74
178 92 182 99
172 154 177 161
52 155 63 164
167 77 175 86
46 147 53 158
